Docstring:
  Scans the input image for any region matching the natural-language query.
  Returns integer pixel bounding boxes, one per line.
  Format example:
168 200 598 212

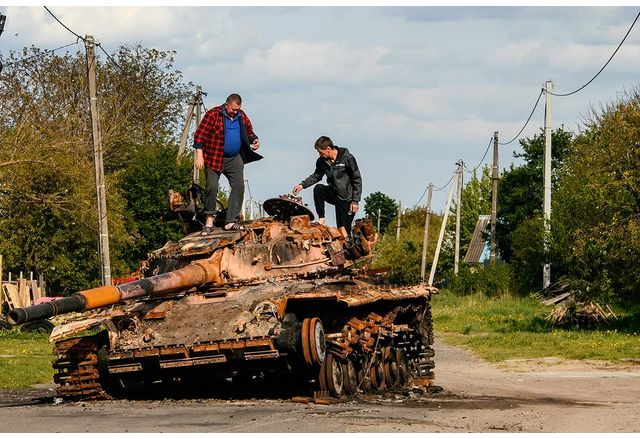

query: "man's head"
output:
314 136 338 159
225 93 242 118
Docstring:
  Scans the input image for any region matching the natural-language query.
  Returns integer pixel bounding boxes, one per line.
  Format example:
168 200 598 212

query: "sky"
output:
1 3 640 224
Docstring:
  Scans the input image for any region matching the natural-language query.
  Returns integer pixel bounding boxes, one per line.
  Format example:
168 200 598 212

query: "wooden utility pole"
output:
543 80 553 289
428 175 456 286
376 208 381 233
420 184 433 284
490 131 499 264
85 35 111 286
454 161 463 275
177 85 206 184
193 85 203 184
396 202 402 241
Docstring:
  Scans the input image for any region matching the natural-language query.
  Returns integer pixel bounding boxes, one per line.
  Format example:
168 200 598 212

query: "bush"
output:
446 263 515 297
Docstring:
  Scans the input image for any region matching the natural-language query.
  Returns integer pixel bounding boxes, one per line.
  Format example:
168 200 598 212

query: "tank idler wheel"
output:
323 352 344 398
301 317 326 367
301 318 313 366
342 358 358 396
382 346 401 389
396 348 410 389
369 354 386 391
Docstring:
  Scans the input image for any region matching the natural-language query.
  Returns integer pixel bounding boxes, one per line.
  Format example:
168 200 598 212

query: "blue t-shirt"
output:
223 111 242 157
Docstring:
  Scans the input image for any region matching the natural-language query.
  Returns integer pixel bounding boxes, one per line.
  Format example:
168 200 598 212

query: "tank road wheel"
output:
382 347 401 390
369 354 386 391
396 349 410 389
323 353 344 398
301 318 313 366
301 317 326 367
308 317 326 366
342 358 358 396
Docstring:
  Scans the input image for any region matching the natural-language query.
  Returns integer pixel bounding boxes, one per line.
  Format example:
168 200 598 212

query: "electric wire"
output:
550 11 640 97
498 88 544 145
95 43 128 74
463 137 493 175
43 6 85 42
1 40 79 69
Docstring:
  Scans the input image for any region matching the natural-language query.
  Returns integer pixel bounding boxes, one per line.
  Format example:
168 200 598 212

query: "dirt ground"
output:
1 337 639 433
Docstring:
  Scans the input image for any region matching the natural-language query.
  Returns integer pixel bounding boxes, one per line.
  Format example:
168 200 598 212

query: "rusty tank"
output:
8 195 437 401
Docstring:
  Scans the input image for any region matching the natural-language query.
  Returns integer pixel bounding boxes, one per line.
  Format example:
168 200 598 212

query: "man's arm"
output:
347 154 362 214
292 159 324 195
242 112 260 150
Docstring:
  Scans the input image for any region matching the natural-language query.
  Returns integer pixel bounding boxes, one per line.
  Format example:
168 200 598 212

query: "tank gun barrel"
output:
7 261 215 325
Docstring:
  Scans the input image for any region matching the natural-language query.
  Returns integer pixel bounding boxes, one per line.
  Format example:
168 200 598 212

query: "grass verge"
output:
0 330 54 389
432 290 640 363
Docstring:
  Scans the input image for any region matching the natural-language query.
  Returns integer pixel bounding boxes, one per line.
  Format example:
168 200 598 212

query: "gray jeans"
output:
204 154 244 224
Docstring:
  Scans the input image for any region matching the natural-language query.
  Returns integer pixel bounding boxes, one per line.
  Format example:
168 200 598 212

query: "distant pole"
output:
543 80 553 289
490 131 499 265
244 179 254 220
85 35 111 286
420 183 433 284
178 93 196 162
376 208 381 233
396 202 402 241
428 175 456 286
454 161 463 275
193 85 203 184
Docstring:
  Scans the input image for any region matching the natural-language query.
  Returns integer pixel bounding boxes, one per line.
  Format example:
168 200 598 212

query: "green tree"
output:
496 128 573 293
0 44 191 294
364 191 398 233
552 88 640 301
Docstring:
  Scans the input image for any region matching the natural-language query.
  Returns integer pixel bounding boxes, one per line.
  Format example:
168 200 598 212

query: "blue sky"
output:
1 5 639 223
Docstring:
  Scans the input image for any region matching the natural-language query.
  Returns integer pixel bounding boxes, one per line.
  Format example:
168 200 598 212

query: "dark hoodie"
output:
300 147 362 202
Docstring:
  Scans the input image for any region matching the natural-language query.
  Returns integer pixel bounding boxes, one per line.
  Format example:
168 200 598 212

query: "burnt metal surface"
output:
14 194 437 401
263 195 315 221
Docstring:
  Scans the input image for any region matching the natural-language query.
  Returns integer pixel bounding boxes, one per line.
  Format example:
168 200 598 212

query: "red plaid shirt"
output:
193 105 258 171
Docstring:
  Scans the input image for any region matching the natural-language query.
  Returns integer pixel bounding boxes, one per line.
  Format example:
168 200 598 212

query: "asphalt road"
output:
1 337 639 433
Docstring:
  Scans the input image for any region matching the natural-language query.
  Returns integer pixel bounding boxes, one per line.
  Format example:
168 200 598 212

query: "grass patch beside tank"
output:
432 290 640 363
0 330 54 389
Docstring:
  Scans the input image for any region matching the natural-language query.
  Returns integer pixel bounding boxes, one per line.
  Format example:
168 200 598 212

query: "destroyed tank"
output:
8 195 437 401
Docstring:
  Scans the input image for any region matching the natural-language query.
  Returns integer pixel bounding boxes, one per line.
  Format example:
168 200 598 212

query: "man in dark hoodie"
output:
292 136 362 235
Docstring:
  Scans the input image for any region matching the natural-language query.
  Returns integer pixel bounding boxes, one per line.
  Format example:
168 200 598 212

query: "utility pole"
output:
177 85 206 184
244 179 254 220
85 35 111 286
454 161 463 275
193 85 203 184
420 183 433 284
490 131 499 265
543 80 553 289
428 174 456 286
376 208 381 233
396 202 402 241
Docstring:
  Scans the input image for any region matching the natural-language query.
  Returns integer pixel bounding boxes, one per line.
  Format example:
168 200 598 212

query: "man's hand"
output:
251 139 261 151
292 184 303 196
195 149 205 169
350 203 359 215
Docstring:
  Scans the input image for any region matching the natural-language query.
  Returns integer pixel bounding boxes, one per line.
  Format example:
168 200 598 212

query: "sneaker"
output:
201 225 214 235
224 223 246 231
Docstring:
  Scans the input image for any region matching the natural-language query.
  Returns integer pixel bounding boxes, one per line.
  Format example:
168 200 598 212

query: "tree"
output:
364 191 398 233
496 128 573 293
552 88 640 301
0 44 191 294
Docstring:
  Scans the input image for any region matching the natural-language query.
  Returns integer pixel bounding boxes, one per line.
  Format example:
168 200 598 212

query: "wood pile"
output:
539 282 618 328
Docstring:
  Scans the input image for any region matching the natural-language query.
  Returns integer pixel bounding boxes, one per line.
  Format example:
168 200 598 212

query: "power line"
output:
43 7 85 42
498 88 544 145
95 43 128 74
1 40 79 70
550 11 640 97
463 137 493 174
433 172 455 192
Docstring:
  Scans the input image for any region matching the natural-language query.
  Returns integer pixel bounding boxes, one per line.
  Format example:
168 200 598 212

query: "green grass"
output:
432 290 640 363
0 330 55 389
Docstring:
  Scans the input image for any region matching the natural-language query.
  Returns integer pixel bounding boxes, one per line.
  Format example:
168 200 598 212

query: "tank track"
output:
319 301 435 396
52 336 111 400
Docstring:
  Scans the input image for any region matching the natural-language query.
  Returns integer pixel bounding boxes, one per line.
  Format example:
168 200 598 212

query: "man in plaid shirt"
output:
194 93 262 233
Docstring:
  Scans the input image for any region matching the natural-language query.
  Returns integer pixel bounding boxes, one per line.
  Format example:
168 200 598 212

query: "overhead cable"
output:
1 40 79 69
550 11 640 97
498 89 544 145
463 137 493 174
43 6 84 42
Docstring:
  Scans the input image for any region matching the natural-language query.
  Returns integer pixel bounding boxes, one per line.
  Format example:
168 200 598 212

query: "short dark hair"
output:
314 136 336 150
226 93 242 105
